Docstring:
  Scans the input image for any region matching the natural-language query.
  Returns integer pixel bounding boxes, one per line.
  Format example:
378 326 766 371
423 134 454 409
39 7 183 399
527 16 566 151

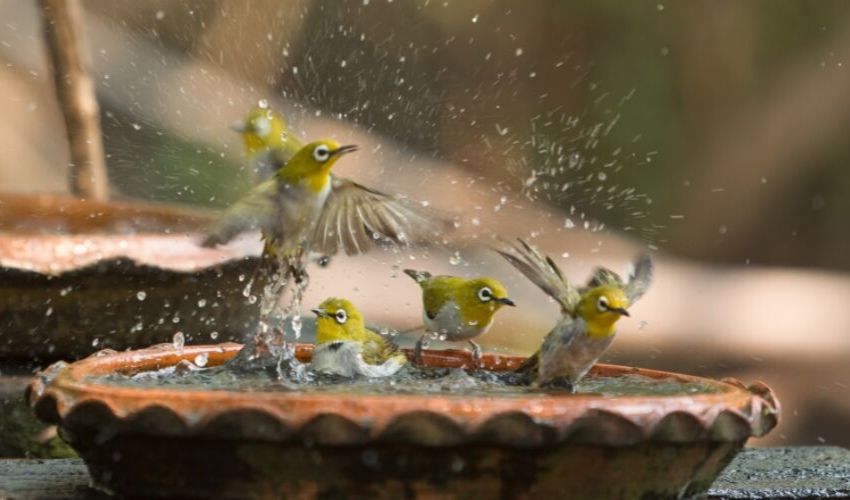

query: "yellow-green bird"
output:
310 297 408 377
202 139 438 280
498 239 653 391
231 105 303 181
404 269 515 366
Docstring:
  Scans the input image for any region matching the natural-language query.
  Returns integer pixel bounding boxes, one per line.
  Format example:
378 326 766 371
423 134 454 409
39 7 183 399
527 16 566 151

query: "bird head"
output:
457 277 515 323
232 107 288 155
311 297 365 344
275 140 358 190
577 286 631 338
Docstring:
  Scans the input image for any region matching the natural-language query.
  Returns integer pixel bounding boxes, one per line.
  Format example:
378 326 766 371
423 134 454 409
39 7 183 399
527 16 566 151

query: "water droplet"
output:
471 217 480 226
131 123 141 131
92 338 99 347
515 48 524 56
155 10 165 20
197 298 207 308
597 172 607 181
172 331 185 352
449 251 463 266
136 291 146 301
210 331 219 340
194 353 208 367
257 99 269 109
471 14 479 23
564 218 575 229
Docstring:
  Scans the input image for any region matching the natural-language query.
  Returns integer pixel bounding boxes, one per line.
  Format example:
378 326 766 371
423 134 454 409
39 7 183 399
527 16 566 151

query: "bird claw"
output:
541 377 575 393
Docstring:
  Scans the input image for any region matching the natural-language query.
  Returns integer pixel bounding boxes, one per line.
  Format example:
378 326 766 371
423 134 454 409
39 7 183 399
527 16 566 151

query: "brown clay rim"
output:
28 343 780 446
0 193 214 234
0 195 261 275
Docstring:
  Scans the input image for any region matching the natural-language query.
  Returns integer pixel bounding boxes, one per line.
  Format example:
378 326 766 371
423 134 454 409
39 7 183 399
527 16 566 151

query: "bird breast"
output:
423 302 492 341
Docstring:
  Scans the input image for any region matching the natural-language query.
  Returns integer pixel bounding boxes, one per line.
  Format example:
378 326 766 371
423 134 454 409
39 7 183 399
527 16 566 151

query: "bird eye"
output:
313 144 331 162
596 295 609 312
478 287 493 302
334 309 348 324
253 117 271 138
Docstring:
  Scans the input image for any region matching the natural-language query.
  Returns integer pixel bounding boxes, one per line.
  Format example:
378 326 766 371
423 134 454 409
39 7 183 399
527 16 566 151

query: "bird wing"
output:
310 176 442 256
585 266 624 289
420 276 459 320
624 254 654 304
360 329 405 366
496 238 580 313
200 180 278 247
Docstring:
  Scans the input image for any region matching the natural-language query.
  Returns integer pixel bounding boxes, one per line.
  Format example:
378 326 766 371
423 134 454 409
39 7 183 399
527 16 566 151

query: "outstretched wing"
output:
200 180 278 247
585 266 624 289
496 238 580 313
624 254 654 303
310 176 442 256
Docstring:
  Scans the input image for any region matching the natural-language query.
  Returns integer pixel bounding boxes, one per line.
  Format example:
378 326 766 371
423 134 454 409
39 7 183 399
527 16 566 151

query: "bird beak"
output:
230 120 248 133
311 308 328 318
611 307 630 317
332 144 358 157
498 297 516 307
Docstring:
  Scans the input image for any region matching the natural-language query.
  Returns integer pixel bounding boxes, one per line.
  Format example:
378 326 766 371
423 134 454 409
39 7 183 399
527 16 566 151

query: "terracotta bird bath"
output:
27 342 779 499
0 193 261 361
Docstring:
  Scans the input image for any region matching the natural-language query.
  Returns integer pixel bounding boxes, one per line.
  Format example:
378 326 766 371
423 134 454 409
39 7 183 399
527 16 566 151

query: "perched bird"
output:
498 239 653 391
202 139 439 281
310 297 408 377
231 106 302 181
404 269 515 366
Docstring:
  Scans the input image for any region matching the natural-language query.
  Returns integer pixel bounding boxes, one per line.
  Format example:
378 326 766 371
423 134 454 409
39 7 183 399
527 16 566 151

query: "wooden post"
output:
39 0 109 200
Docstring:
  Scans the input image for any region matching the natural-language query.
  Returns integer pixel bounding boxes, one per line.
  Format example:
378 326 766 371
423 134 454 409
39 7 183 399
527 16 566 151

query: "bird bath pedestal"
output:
27 342 779 499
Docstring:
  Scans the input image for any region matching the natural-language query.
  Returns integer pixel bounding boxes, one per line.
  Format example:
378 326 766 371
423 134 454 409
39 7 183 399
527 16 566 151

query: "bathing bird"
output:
497 239 653 391
231 105 302 181
310 297 408 377
201 139 440 283
404 270 515 367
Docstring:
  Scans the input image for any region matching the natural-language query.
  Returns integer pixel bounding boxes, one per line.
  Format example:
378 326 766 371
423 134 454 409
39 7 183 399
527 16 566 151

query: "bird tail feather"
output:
403 269 432 284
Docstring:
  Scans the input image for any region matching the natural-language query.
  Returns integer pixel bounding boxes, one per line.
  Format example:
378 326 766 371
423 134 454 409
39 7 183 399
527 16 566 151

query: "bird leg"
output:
413 336 426 365
468 340 482 369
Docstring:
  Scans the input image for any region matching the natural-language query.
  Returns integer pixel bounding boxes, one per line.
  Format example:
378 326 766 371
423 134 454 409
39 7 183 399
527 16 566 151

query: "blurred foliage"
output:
80 0 850 269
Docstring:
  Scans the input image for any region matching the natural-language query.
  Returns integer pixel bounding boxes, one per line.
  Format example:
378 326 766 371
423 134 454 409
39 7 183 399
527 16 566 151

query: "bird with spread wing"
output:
497 238 653 391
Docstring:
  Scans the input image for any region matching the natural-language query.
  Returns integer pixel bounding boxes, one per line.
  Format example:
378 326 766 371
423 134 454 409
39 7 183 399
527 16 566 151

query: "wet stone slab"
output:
0 447 848 498
707 446 850 499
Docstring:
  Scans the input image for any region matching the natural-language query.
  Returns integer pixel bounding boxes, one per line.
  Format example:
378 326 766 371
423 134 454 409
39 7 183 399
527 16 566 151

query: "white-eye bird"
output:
201 139 439 281
310 297 408 378
498 239 653 391
404 269 515 366
231 105 303 182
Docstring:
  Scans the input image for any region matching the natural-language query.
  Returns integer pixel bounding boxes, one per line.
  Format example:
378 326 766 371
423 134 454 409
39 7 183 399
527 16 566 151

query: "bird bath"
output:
27 342 779 499
0 193 261 361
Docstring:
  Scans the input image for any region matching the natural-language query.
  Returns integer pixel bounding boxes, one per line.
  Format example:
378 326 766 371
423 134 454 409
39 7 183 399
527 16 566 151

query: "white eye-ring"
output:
596 295 609 312
334 309 348 325
253 116 271 138
478 287 493 302
313 144 331 162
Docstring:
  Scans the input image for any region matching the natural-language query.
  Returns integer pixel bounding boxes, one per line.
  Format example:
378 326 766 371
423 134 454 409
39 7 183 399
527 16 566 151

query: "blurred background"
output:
0 0 848 448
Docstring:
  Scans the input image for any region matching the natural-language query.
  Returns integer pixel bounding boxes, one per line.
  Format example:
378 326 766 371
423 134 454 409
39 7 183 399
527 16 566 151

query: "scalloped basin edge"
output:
27 343 780 499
